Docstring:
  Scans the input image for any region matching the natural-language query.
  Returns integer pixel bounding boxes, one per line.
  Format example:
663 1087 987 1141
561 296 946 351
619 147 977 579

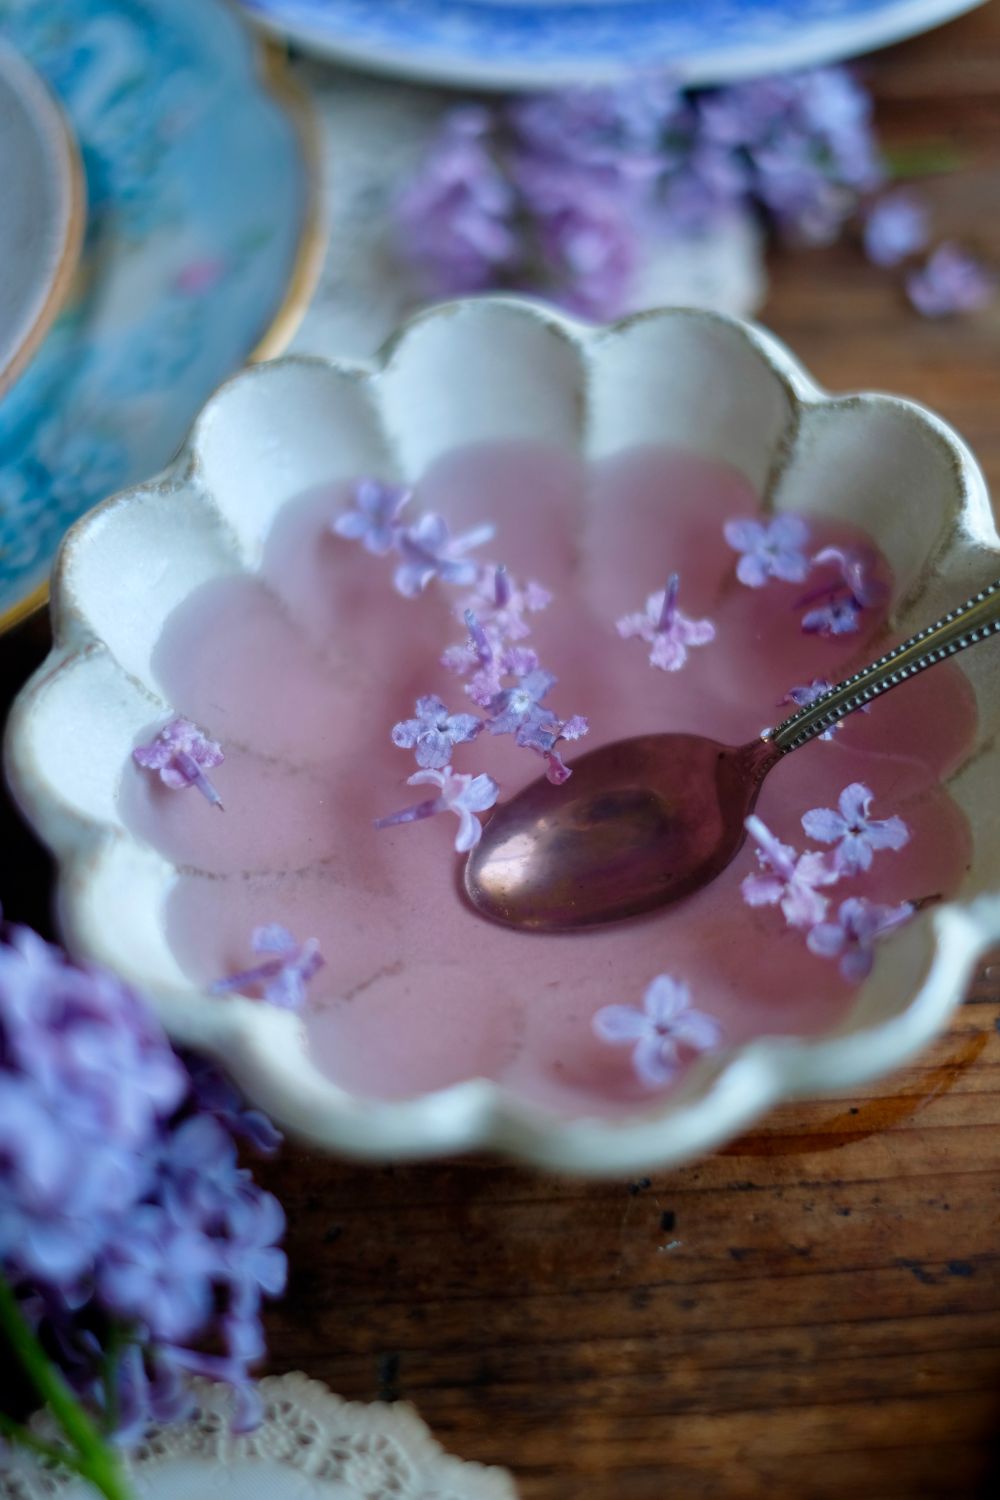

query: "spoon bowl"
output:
466 734 775 930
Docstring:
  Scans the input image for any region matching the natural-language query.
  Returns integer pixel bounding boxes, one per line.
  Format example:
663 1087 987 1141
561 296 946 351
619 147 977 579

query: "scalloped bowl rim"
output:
8 297 1000 1176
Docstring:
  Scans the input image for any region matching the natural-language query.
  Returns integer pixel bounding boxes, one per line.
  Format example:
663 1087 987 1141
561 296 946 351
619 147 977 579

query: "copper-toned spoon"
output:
465 578 1000 932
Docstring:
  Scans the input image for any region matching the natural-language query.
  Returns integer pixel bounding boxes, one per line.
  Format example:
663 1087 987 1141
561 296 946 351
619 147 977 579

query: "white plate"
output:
238 0 985 89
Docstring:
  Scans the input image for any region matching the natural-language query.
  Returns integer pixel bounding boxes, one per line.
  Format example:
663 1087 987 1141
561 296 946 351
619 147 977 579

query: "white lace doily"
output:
1 1373 519 1500
290 60 767 365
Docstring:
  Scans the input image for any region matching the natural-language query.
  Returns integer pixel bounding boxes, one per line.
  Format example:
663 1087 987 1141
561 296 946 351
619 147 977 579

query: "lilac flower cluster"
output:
396 71 993 321
741 782 913 980
332 480 589 851
593 974 723 1089
724 514 887 639
0 918 285 1451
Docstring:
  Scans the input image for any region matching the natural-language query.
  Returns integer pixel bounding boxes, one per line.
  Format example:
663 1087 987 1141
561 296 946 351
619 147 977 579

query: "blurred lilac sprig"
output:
396 70 992 321
0 918 286 1498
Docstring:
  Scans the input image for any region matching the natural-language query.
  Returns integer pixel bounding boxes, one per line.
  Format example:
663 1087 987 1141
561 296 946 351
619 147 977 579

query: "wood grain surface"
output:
2 6 1000 1496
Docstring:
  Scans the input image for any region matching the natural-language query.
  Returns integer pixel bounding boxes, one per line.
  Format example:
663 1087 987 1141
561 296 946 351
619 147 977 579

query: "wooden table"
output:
3 6 1000 1496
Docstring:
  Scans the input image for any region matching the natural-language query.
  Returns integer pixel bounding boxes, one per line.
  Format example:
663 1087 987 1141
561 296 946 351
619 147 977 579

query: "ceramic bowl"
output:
7 297 1000 1175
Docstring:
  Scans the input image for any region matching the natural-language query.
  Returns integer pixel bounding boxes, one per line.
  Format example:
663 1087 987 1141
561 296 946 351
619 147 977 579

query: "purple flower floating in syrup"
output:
801 782 910 875
741 815 839 929
394 512 496 597
779 678 872 740
806 897 914 982
211 925 325 1012
134 717 225 809
332 478 411 555
484 667 558 738
724 513 811 587
593 974 723 1089
392 693 483 770
374 765 500 853
799 544 887 637
863 191 929 268
456 563 551 643
616 573 716 672
906 242 996 318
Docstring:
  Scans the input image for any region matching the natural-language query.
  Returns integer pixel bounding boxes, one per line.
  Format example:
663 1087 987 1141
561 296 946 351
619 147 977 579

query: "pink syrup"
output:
119 443 977 1117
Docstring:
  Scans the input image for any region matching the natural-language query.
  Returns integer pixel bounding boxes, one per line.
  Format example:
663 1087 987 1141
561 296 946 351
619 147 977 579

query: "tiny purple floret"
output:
211 925 325 1011
332 478 411 556
863 191 929 268
134 718 224 809
724 513 811 587
741 814 839 929
374 765 499 853
394 513 496 598
593 974 723 1088
906 242 995 318
391 694 483 770
807 897 914 982
801 782 910 875
798 545 887 638
616 573 716 671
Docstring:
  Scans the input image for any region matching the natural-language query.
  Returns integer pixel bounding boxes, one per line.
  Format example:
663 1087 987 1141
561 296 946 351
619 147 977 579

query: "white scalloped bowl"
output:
7 298 1000 1175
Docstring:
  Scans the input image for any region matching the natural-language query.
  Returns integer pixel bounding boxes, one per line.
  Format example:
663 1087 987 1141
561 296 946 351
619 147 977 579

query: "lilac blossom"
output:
182 1053 282 1157
454 564 551 644
616 573 716 671
807 897 914 982
391 694 483 770
724 513 811 587
393 512 496 597
741 814 839 929
483 666 588 784
374 765 500 852
447 607 507 706
863 191 929 267
799 544 886 637
801 782 910 875
0 916 286 1467
133 717 224 809
593 974 723 1088
332 478 411 555
484 667 558 739
393 69 994 325
906 242 996 317
508 77 683 184
211 925 324 1012
779 678 871 740
395 105 520 295
780 679 840 740
516 159 639 319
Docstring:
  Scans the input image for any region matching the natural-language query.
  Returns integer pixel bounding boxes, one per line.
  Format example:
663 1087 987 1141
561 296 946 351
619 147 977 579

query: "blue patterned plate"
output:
0 0 320 633
239 0 983 88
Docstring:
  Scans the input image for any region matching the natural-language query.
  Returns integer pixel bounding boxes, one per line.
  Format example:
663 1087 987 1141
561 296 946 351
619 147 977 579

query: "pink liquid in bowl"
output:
119 444 977 1118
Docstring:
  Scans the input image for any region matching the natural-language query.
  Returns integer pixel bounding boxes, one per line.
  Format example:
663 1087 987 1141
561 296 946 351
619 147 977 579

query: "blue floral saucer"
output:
0 0 320 633
238 0 983 89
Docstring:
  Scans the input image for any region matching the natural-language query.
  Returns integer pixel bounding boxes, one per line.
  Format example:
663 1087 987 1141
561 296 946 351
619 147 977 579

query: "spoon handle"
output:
768 577 1000 754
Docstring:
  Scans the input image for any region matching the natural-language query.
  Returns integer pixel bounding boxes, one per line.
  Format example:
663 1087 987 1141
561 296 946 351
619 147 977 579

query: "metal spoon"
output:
465 577 1000 932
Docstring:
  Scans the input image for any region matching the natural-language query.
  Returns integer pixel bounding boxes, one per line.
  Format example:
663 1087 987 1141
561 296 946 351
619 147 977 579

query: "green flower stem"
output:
0 1274 132 1500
